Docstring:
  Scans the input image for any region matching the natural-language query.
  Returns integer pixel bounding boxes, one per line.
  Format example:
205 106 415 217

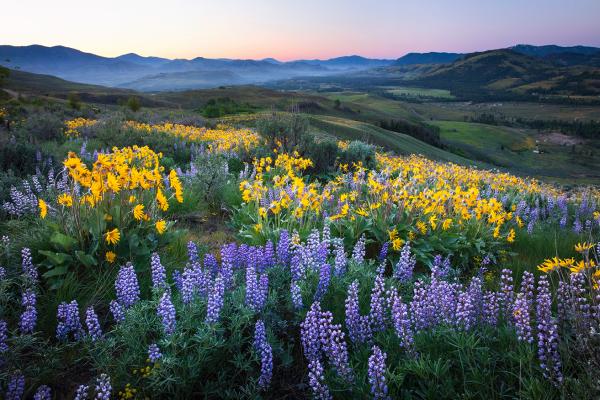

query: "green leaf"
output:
42 265 68 278
39 250 73 265
75 251 98 268
50 232 78 252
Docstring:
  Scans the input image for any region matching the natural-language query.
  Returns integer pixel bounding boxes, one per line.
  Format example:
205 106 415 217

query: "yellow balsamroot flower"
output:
593 270 600 289
156 188 169 211
133 204 146 221
259 207 267 218
574 242 594 253
128 195 136 204
254 223 262 233
429 215 438 230
155 220 167 234
169 170 184 203
442 218 452 230
105 251 116 263
392 238 404 251
38 199 48 218
105 228 120 245
57 193 73 207
507 228 515 243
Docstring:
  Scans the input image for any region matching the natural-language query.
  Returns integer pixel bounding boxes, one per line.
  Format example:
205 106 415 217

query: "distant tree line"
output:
378 119 443 148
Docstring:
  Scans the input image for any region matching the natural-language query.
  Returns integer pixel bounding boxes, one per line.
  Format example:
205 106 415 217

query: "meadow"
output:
0 94 600 400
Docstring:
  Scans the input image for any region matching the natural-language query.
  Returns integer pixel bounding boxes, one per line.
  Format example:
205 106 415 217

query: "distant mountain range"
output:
1 44 599 92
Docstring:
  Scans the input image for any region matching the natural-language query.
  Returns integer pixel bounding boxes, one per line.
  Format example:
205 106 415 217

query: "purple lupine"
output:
456 277 483 330
6 373 25 400
115 263 140 308
536 276 563 386
0 266 6 281
263 240 275 270
246 263 258 309
431 254 451 279
94 374 112 400
85 306 103 341
315 263 331 301
204 253 219 277
172 270 183 292
368 345 390 400
56 300 84 341
301 302 352 381
332 239 347 277
148 343 162 363
19 289 37 334
181 261 207 304
33 385 51 400
291 280 304 310
187 241 199 263
482 291 500 326
499 268 514 320
394 243 416 282
206 274 225 324
570 272 591 333
255 273 269 311
276 229 291 266
0 320 8 353
21 247 38 283
220 243 236 288
345 280 371 345
379 242 389 263
253 320 273 389
290 250 305 282
157 290 176 335
150 252 167 290
369 274 386 332
109 300 125 323
308 359 332 400
513 292 533 343
389 290 415 354
74 385 89 400
352 235 366 264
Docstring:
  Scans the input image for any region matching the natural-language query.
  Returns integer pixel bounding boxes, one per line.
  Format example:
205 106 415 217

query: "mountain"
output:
115 53 170 67
0 45 147 86
0 45 393 90
393 52 463 66
511 44 600 57
407 49 600 100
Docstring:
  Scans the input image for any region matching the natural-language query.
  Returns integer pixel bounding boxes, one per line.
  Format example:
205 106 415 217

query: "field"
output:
384 86 455 99
2 68 600 399
431 121 600 184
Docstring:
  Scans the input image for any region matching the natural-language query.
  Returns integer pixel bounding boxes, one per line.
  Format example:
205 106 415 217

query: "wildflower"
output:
56 300 84 341
150 252 167 289
536 276 563 386
74 385 89 400
21 247 38 283
34 385 52 400
345 280 371 345
38 198 47 218
369 274 387 332
308 359 331 400
105 251 116 263
148 343 162 363
19 289 37 334
85 306 103 341
206 274 225 324
157 290 176 335
315 263 331 301
94 374 112 400
105 228 120 245
254 320 273 389
394 242 416 282
389 289 415 354
291 280 304 310
352 235 366 264
58 193 73 207
0 320 8 353
6 373 25 400
368 345 390 400
133 204 145 221
115 263 140 308
156 188 169 211
110 300 125 322
574 242 594 253
507 228 515 243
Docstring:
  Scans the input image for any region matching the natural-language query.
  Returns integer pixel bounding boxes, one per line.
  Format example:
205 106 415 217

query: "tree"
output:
68 92 81 110
0 66 9 87
334 99 341 109
127 96 141 112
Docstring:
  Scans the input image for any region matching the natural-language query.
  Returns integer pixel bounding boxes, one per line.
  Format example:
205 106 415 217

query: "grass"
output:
431 120 600 184
384 86 455 99
308 115 481 166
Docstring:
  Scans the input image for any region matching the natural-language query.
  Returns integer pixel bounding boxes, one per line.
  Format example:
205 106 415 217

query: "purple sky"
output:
1 0 599 60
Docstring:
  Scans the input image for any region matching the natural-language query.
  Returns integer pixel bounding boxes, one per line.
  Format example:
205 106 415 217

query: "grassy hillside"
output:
432 120 600 184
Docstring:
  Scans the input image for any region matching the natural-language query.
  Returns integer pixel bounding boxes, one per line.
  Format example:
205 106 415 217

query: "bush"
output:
21 112 63 141
256 113 309 152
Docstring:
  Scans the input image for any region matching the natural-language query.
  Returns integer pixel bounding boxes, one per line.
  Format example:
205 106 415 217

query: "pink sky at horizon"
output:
2 0 600 61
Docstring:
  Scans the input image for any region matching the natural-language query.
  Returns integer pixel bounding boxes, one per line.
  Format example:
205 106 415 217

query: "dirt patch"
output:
536 131 585 146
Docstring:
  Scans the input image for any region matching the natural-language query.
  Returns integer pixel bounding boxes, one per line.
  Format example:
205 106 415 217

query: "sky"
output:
2 0 600 60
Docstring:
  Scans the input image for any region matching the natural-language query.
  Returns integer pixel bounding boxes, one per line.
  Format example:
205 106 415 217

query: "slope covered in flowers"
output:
1 111 599 399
